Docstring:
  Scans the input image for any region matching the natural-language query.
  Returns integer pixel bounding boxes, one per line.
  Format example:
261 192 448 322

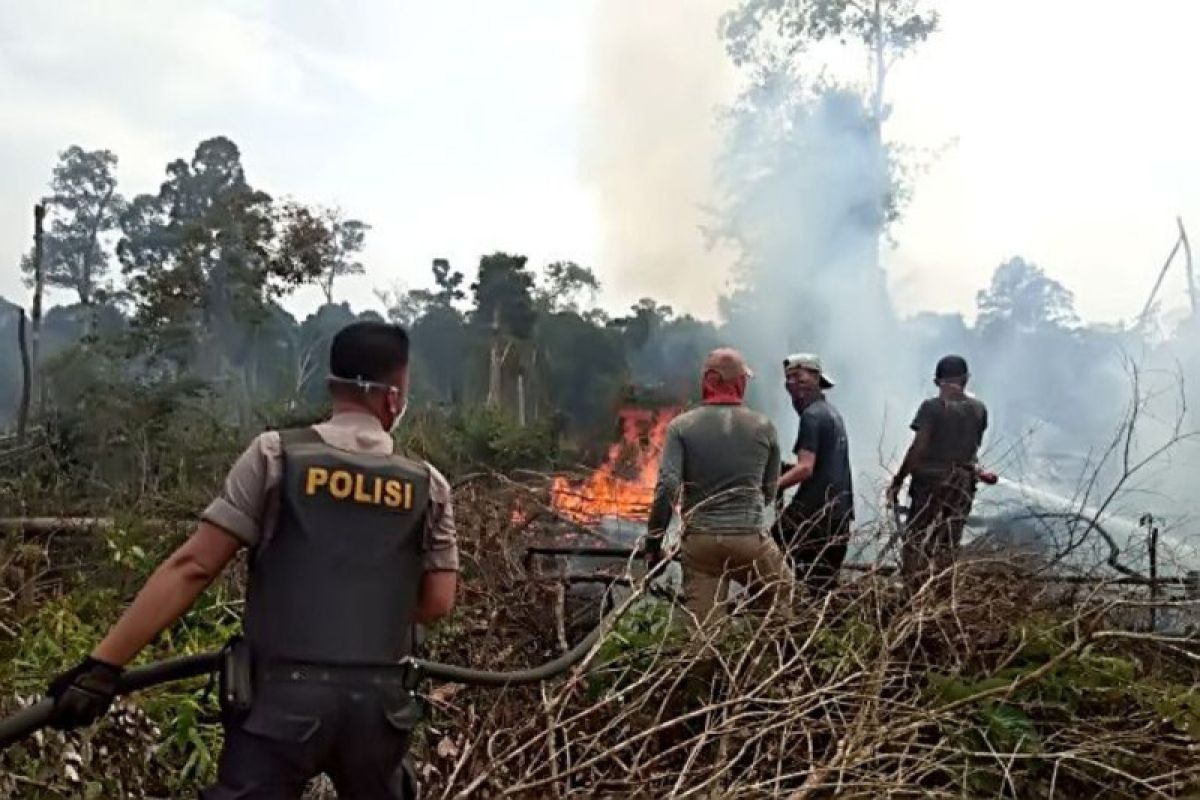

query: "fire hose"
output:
0 548 666 752
0 625 611 752
0 652 220 750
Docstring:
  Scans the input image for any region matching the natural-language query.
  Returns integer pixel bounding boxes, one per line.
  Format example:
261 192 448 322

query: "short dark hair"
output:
935 354 969 381
329 322 410 384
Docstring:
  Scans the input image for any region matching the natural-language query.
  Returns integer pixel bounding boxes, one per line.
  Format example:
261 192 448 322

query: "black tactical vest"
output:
243 427 430 665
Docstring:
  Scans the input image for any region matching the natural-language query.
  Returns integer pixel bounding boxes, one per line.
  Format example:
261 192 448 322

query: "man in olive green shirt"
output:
888 354 989 577
647 348 791 624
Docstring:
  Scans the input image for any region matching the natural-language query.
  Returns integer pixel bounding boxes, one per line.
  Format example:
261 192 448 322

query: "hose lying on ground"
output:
0 632 614 752
405 618 607 688
0 563 645 751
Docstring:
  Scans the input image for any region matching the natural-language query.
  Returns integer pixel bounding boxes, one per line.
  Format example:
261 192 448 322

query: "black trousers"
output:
773 505 852 594
902 472 976 578
202 680 418 800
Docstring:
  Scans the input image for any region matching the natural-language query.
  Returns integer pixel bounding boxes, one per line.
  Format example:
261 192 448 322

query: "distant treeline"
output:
4 137 1200 510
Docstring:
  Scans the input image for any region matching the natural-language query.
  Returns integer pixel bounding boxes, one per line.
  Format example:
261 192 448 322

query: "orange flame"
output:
550 406 680 524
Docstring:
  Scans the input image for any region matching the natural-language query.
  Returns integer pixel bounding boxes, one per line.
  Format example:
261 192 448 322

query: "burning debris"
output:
550 403 679 526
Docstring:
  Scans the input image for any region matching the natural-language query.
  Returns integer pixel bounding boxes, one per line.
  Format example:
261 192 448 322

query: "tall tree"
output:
21 147 126 305
471 252 537 339
611 298 674 352
471 253 537 409
318 209 369 304
536 261 600 314
410 260 470 403
409 257 467 312
715 2 940 430
976 257 1079 335
376 259 472 404
720 0 940 131
117 137 322 376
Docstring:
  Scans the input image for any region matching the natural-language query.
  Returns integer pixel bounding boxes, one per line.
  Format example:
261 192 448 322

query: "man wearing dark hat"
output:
774 353 854 594
888 355 989 577
646 347 791 625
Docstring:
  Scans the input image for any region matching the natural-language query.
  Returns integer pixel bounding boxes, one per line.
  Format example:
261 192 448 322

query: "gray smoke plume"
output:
580 0 737 316
586 3 1200 570
714 77 907 447
584 2 913 493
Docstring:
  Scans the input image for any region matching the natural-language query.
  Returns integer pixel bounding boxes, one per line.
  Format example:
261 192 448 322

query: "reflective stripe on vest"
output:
243 427 430 665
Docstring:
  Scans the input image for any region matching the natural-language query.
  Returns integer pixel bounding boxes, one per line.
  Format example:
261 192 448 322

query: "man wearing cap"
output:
646 348 791 625
774 354 855 594
43 321 457 798
887 354 989 577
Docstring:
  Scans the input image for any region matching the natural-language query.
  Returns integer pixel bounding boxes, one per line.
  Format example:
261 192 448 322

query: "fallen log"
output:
0 517 189 534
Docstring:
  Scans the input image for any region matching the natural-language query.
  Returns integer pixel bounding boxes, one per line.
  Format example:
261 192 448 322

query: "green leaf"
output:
981 702 1039 753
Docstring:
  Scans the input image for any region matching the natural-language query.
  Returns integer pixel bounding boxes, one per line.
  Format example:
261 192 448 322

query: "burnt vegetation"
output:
3 2 1200 797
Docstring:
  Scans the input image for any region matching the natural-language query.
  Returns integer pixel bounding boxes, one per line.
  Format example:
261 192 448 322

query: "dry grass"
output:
410 479 1200 799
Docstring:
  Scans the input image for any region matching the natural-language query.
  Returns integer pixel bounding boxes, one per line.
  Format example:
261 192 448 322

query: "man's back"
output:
649 404 780 535
910 394 988 480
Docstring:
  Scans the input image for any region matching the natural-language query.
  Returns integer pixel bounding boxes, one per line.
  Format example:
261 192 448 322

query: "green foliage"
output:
720 0 940 76
535 309 627 436
587 597 682 698
117 137 324 374
923 617 1197 795
23 363 239 514
398 405 563 475
977 256 1079 335
409 304 471 405
0 518 243 797
1147 686 1200 740
20 146 126 305
809 615 880 672
6 137 722 444
471 251 537 339
536 261 599 313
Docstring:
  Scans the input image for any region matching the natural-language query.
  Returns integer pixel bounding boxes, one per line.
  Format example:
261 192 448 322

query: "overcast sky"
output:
1 0 1196 325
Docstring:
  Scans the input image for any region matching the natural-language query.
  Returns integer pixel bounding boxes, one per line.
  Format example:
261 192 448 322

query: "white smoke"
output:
580 0 738 317
584 2 1200 565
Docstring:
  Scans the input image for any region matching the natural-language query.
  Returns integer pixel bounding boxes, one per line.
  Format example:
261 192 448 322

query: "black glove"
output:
47 656 124 730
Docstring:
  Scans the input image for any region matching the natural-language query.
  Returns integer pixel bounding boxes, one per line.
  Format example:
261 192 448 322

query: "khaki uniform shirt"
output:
202 411 459 572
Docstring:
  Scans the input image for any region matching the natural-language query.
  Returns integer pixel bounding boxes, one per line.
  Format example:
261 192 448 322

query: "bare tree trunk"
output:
517 371 527 427
871 0 886 127
79 185 114 308
1178 216 1194 314
529 348 539 421
488 308 502 407
1136 230 1185 330
16 308 31 444
30 204 45 417
869 0 888 271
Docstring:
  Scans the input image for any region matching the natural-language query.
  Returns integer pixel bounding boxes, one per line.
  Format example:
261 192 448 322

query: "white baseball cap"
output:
783 352 834 389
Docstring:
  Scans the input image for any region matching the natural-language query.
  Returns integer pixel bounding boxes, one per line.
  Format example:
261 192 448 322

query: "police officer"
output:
888 354 988 578
773 353 855 594
45 321 459 798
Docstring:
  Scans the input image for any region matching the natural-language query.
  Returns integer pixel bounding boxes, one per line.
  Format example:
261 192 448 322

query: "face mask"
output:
328 374 407 432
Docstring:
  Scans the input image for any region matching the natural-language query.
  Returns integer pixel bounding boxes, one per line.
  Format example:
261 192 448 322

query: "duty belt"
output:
258 660 414 689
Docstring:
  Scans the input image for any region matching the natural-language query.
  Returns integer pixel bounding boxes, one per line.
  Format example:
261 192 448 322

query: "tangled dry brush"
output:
414 478 1200 799
1 476 1198 799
